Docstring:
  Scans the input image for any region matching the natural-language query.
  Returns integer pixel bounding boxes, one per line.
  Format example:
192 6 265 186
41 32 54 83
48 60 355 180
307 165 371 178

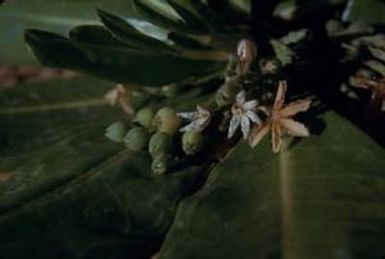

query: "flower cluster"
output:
105 39 312 175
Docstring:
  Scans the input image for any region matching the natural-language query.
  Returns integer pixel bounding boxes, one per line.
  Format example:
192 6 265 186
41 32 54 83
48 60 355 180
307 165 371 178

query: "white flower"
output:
228 90 262 139
178 105 211 132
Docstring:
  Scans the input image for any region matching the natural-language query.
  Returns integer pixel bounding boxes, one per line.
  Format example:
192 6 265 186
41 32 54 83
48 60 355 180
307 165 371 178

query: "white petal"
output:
246 110 262 125
198 117 210 130
180 120 201 132
195 118 208 130
228 116 241 138
236 90 246 104
178 111 197 120
241 116 250 140
197 105 209 115
243 100 258 110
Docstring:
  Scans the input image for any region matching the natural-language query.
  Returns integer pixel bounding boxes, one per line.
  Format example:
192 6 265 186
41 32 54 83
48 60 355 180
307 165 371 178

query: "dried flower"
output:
350 75 385 110
105 84 134 115
228 90 262 140
178 105 211 132
248 81 311 153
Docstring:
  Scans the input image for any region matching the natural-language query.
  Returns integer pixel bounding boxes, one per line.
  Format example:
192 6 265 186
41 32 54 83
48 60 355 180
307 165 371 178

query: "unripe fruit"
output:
182 131 204 155
105 121 127 143
152 155 168 175
161 84 178 98
153 107 182 135
136 107 155 131
149 132 172 157
124 127 149 151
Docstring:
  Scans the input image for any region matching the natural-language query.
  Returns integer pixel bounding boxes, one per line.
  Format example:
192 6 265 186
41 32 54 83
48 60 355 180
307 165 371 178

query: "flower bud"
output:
153 107 182 135
136 107 155 131
237 39 257 74
151 155 168 175
182 131 204 155
124 127 149 151
149 132 172 157
105 121 127 143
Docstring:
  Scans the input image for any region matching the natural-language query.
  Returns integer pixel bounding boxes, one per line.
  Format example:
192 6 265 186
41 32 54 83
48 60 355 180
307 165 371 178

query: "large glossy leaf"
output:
0 77 206 259
342 0 385 24
159 111 385 259
24 29 226 86
0 0 134 64
97 9 175 52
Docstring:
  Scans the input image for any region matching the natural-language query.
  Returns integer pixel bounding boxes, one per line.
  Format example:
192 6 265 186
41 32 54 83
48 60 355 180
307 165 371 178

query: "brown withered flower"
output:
248 81 311 153
105 84 134 115
350 75 385 111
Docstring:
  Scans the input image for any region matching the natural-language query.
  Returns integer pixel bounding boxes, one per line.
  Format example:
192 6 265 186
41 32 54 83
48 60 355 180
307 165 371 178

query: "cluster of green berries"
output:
105 107 204 175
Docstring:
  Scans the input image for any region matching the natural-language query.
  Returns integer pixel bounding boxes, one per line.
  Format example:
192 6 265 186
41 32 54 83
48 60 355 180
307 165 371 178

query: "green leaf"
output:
132 0 199 35
165 0 210 32
229 0 252 14
168 32 211 49
69 25 135 48
271 39 295 66
0 77 205 259
365 60 385 77
158 112 385 259
342 0 385 25
97 9 175 52
25 29 226 86
0 0 134 64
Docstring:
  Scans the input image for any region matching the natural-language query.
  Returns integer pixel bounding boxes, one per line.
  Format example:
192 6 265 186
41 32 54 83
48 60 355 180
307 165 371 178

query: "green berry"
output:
153 107 182 135
136 107 155 131
161 84 178 98
105 121 127 143
182 131 204 155
124 127 149 151
149 132 172 157
152 155 168 175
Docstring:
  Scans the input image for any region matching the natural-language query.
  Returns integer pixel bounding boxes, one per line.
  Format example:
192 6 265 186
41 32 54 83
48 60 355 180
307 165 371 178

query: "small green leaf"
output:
271 39 295 66
168 32 211 49
132 0 199 35
365 60 385 77
279 29 308 45
165 0 210 32
229 0 252 14
342 0 385 25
